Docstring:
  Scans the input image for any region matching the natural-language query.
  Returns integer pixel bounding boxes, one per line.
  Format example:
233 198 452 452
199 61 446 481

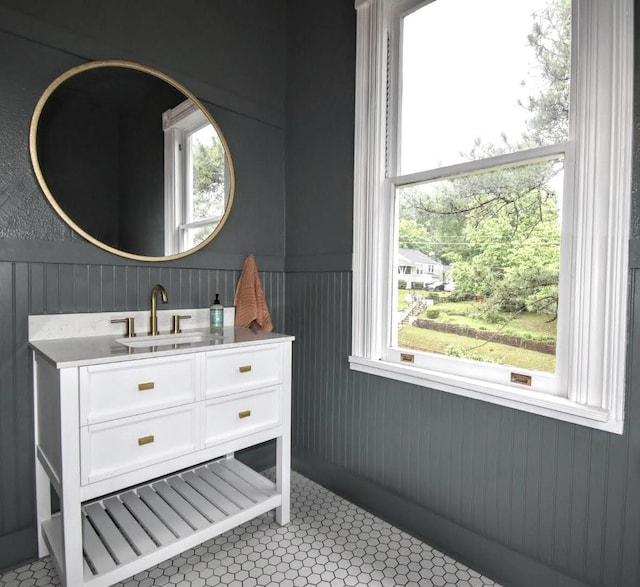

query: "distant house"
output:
397 248 445 287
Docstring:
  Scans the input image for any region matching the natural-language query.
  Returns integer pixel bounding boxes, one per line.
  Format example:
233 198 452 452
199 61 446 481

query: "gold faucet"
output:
149 284 168 335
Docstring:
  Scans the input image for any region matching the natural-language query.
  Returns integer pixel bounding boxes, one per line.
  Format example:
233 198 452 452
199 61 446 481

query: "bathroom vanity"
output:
30 310 293 587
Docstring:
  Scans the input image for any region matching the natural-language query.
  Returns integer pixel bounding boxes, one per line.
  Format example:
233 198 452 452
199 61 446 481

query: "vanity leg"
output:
275 435 290 525
34 459 50 557
275 341 292 526
60 497 84 586
33 356 50 557
58 369 84 587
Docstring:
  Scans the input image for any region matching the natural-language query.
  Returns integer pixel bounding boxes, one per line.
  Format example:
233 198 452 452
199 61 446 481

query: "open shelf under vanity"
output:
43 459 279 587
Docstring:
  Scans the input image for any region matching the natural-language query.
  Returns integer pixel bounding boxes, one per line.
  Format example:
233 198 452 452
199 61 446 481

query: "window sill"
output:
348 356 621 434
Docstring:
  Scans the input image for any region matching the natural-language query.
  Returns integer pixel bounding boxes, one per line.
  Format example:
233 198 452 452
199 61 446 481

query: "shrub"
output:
398 280 407 289
482 309 507 324
448 290 474 302
425 308 440 319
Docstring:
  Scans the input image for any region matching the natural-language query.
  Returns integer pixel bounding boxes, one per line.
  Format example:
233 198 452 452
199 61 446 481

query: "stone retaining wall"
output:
413 318 556 355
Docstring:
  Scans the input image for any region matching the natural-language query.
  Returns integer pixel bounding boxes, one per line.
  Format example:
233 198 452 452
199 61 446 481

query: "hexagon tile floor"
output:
0 471 500 587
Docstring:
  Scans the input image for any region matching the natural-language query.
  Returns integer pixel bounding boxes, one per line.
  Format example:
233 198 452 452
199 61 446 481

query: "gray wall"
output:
285 2 640 587
2 1 639 586
0 0 286 571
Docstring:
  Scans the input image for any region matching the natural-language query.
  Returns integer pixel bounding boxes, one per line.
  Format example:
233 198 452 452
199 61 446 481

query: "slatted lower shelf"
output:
42 458 280 587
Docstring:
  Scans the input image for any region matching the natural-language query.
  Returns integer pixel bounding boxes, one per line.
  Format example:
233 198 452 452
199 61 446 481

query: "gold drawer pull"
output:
238 410 251 419
238 365 252 373
138 435 154 446
138 382 155 391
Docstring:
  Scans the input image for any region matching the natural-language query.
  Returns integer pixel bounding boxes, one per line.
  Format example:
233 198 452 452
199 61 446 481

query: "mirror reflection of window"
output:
163 100 229 255
31 61 235 261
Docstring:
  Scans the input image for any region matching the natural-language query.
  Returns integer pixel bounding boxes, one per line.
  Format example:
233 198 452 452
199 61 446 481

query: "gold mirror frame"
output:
29 59 236 262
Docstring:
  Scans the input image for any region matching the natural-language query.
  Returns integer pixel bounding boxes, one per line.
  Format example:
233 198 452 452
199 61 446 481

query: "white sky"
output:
400 0 551 174
191 124 215 149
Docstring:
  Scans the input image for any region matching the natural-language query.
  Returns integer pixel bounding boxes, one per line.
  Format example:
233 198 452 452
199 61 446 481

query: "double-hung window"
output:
163 99 231 255
350 0 633 432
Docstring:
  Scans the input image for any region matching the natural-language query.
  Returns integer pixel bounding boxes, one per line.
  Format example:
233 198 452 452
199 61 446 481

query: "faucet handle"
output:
111 317 136 338
171 315 191 334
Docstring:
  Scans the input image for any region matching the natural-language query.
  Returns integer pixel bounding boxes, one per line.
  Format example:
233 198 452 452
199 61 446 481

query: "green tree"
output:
447 164 561 312
397 219 432 254
192 136 225 220
191 134 226 244
520 0 571 147
400 185 465 264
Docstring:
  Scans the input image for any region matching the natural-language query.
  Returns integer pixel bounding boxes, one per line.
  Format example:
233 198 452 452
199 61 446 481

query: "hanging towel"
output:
234 254 274 332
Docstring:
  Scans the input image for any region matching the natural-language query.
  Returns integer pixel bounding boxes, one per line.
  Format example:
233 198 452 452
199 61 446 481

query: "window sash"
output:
384 148 570 395
384 2 573 394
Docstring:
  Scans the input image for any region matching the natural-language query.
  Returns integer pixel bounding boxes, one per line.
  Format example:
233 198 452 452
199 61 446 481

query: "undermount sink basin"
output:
116 332 213 348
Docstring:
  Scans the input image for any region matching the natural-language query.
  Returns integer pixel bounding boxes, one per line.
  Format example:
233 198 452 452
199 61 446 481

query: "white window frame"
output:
163 100 228 255
350 0 634 434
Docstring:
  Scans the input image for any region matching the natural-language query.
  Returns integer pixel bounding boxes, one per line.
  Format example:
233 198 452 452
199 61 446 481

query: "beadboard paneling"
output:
286 270 640 587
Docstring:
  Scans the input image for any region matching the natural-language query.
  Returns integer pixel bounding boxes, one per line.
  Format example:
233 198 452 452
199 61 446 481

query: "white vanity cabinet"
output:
31 322 293 587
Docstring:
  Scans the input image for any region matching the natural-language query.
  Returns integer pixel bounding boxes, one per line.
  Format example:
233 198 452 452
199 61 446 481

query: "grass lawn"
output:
396 293 556 372
421 300 557 342
399 324 556 373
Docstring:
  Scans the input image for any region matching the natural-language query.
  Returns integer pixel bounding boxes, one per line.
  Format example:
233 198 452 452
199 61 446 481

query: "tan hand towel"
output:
234 255 274 332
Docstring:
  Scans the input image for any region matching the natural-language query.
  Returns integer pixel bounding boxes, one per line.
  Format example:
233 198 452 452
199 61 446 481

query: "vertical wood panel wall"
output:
0 262 284 568
286 270 640 587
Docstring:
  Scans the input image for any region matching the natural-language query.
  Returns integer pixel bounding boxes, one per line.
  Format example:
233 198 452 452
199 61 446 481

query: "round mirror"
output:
30 60 235 261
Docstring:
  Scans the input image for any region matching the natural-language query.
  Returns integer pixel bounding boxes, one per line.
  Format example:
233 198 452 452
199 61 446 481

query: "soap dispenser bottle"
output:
210 293 224 333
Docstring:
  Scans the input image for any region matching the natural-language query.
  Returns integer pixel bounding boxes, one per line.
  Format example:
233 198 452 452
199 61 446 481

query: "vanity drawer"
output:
80 354 197 425
81 405 198 485
204 346 281 397
204 387 281 446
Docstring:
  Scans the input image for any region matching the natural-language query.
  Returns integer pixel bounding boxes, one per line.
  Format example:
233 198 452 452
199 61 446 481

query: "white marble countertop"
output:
30 327 294 368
